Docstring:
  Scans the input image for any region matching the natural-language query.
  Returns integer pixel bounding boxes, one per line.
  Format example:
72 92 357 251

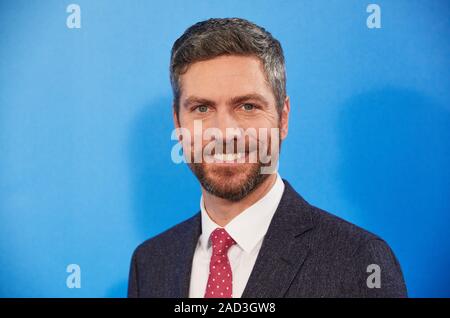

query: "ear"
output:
172 102 182 142
173 102 181 127
280 96 290 140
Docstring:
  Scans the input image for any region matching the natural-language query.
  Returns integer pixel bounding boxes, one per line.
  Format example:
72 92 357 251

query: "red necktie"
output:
204 228 236 298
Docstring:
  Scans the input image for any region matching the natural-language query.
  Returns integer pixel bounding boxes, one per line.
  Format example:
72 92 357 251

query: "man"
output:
128 18 407 298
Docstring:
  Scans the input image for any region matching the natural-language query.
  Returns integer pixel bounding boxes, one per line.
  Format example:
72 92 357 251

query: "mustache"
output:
198 139 265 155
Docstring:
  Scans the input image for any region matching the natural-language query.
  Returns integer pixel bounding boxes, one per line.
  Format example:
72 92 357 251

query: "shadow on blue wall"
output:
127 97 200 241
337 87 450 297
107 280 128 298
107 97 201 297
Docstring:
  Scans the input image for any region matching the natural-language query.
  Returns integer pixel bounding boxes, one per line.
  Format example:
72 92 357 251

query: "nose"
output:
210 108 243 152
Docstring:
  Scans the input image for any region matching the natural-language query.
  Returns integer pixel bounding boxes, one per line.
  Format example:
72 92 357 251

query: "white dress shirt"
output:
188 173 285 298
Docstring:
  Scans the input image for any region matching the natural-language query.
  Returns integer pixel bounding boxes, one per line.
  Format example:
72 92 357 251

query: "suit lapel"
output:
172 213 202 298
241 180 314 297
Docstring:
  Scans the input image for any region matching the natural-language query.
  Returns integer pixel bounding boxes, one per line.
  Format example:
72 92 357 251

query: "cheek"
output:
240 113 279 130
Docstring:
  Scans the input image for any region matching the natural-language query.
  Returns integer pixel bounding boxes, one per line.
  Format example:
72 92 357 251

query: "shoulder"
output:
127 213 200 297
132 212 200 262
309 204 382 253
284 180 403 271
299 198 407 296
306 200 401 267
283 180 382 254
307 203 402 267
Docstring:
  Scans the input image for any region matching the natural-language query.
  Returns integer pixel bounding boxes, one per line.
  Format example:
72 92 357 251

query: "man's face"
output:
174 55 289 201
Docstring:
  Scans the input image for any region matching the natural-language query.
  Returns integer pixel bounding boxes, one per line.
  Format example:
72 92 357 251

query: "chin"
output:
206 163 256 181
197 163 267 201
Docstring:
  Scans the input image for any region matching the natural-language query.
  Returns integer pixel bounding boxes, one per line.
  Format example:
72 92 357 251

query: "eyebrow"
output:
182 93 270 109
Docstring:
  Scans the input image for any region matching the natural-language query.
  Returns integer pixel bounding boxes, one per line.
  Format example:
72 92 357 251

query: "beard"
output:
187 133 281 202
189 161 269 202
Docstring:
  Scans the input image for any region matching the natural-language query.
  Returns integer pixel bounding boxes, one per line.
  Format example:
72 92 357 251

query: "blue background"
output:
1 0 449 297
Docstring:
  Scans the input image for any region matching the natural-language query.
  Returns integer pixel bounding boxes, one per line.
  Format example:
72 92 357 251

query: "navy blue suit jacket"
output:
128 180 407 297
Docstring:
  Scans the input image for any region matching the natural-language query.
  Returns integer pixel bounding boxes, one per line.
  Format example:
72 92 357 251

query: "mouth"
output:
213 152 244 162
205 151 253 164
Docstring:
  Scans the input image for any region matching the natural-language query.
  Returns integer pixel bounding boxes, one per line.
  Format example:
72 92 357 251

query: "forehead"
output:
179 55 274 102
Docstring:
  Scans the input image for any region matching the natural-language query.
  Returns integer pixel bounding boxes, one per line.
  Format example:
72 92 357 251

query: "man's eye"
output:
242 103 256 111
196 105 209 113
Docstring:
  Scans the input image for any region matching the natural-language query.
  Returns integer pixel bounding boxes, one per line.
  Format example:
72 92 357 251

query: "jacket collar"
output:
241 179 314 297
175 179 314 298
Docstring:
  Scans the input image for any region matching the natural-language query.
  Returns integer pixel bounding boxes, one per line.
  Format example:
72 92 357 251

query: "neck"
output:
202 173 278 227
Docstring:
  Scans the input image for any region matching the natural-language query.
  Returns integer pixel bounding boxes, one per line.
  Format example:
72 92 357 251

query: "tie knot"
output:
210 228 236 255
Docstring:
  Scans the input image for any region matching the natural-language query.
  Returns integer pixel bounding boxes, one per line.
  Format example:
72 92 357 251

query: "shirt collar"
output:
199 173 285 253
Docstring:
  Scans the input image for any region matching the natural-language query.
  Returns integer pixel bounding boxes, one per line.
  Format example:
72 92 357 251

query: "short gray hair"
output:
170 17 286 117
